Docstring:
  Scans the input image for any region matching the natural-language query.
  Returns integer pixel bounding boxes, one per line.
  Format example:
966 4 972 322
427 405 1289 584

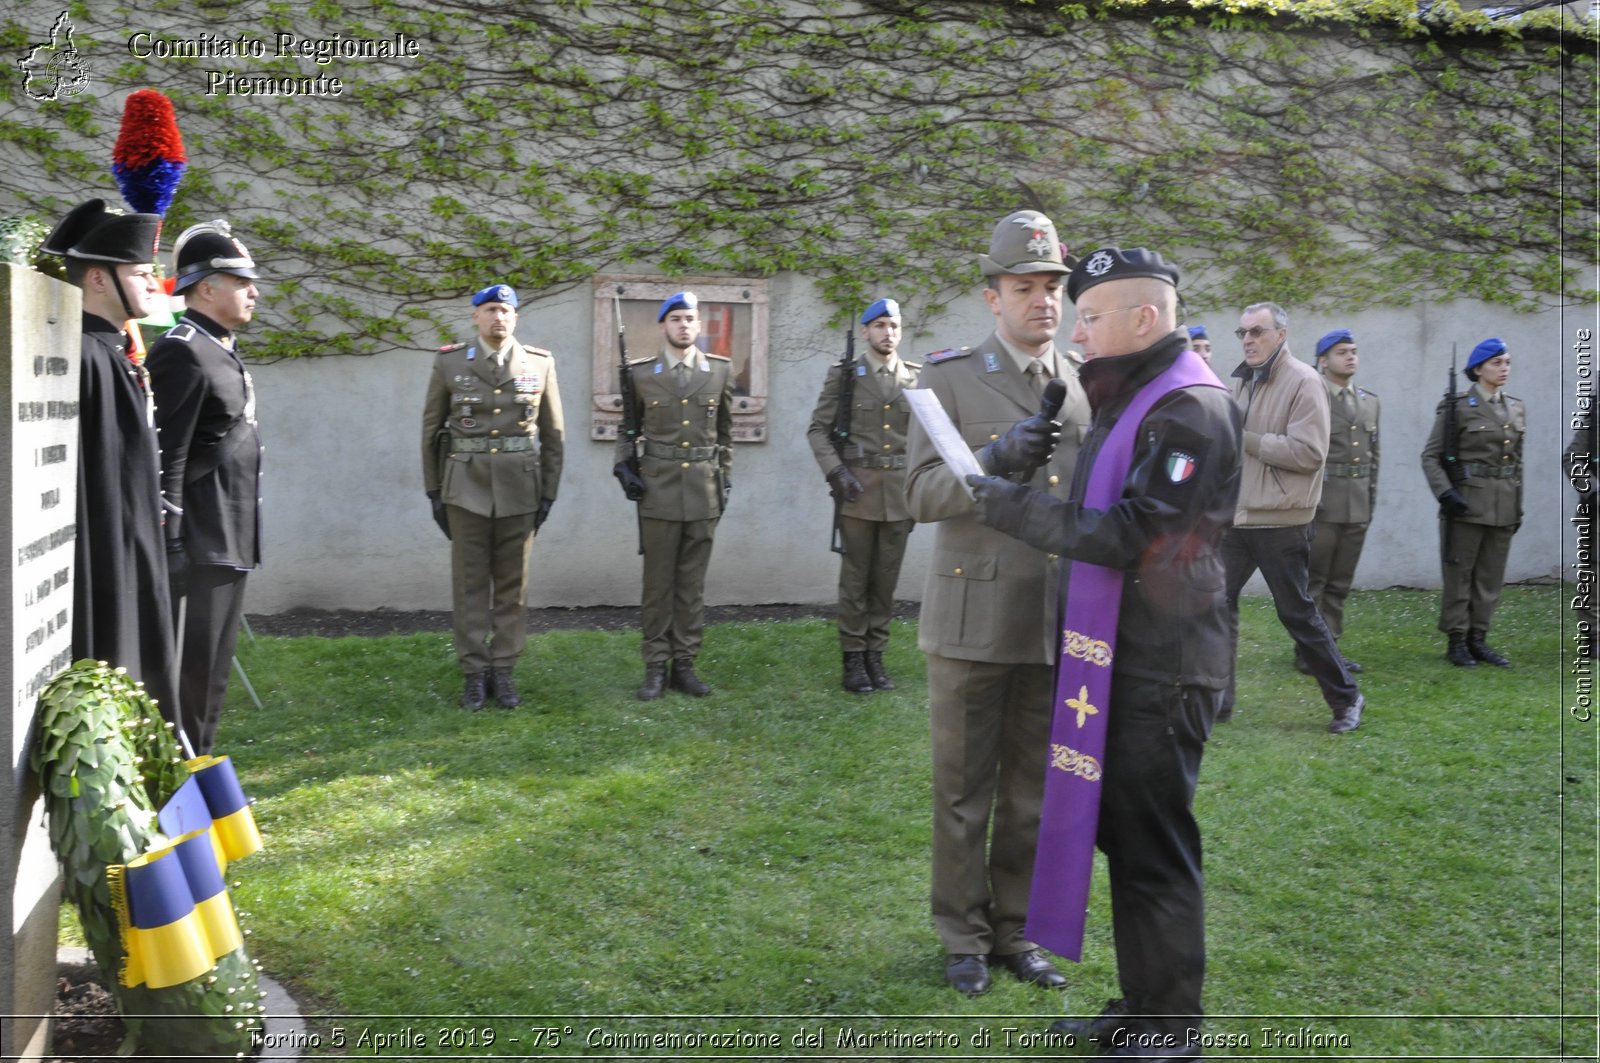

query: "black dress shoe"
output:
1049 998 1130 1043
460 672 488 711
1340 655 1364 674
864 650 896 690
490 667 521 708
1467 632 1511 667
637 663 668 701
944 954 990 996
1328 692 1364 734
994 947 1066 988
671 658 711 697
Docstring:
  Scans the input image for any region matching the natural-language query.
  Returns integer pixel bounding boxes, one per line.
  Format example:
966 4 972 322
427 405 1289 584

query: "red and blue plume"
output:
111 89 186 217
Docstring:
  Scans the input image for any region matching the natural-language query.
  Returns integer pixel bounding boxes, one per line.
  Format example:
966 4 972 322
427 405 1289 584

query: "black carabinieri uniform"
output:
147 308 262 754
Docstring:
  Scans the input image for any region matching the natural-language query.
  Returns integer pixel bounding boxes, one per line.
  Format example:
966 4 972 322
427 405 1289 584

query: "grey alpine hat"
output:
978 210 1073 277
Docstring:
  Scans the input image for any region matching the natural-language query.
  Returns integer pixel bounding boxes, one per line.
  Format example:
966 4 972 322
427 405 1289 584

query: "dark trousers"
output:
926 653 1053 957
836 515 913 651
175 564 248 756
447 505 538 673
1437 519 1514 636
1222 524 1357 713
1097 677 1218 1034
640 516 718 664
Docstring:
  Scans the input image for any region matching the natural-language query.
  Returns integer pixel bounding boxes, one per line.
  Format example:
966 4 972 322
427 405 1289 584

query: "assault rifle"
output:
614 290 644 555
1440 343 1467 564
827 327 859 554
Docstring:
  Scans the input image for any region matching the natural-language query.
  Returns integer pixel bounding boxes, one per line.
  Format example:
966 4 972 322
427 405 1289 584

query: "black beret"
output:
1066 246 1179 302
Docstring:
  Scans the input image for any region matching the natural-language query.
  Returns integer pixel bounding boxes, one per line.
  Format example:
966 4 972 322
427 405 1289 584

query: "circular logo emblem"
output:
1083 251 1115 276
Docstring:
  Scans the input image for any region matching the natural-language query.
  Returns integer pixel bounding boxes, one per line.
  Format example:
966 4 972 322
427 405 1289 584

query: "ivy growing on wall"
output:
0 0 1592 359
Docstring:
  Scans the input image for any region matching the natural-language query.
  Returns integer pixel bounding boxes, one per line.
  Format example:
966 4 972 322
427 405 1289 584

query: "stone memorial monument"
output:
1 263 81 1060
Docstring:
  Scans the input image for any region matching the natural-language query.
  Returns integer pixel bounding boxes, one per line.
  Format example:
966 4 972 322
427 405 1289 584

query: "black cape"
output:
72 313 180 719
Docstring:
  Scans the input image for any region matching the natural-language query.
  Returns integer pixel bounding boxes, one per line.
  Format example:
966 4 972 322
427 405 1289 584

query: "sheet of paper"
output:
905 388 984 496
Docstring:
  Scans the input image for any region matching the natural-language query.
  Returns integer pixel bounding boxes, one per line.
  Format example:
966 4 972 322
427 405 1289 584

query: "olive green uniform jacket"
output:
806 354 921 522
616 350 734 522
421 339 565 516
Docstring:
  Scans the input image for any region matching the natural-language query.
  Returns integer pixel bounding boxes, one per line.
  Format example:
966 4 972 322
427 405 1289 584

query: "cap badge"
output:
1083 251 1115 276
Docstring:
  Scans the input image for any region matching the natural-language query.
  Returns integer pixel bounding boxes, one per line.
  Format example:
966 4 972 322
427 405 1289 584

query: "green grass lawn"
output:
109 586 1596 1058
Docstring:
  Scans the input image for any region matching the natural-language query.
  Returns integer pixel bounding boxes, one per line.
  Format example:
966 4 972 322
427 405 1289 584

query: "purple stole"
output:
1025 350 1223 960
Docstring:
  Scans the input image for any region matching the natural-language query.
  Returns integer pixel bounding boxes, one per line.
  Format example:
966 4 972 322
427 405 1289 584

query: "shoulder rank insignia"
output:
902 361 923 370
924 347 971 364
438 342 467 354
525 345 552 358
164 323 196 343
705 352 732 362
629 355 657 367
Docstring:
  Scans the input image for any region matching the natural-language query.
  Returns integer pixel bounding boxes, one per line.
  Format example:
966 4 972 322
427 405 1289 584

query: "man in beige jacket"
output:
1220 302 1364 734
906 210 1089 996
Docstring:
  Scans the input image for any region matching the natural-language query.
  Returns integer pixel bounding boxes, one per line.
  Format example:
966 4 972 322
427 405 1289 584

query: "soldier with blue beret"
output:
421 283 565 709
1186 324 1212 364
614 289 734 700
1305 327 1379 676
806 297 920 693
1422 336 1523 667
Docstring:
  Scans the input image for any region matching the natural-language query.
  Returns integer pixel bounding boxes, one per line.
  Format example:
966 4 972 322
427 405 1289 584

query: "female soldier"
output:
1421 337 1524 667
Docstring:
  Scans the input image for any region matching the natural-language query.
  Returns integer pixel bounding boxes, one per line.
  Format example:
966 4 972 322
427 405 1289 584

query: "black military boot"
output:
842 651 873 694
491 667 521 708
637 662 668 701
671 658 712 697
1446 633 1477 667
461 672 488 711
864 650 896 690
1467 631 1511 667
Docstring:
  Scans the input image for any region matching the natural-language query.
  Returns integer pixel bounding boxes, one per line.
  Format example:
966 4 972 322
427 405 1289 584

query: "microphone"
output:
1040 378 1067 424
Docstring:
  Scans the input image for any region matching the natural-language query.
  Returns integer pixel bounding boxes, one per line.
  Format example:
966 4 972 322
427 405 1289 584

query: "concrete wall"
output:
244 277 1575 614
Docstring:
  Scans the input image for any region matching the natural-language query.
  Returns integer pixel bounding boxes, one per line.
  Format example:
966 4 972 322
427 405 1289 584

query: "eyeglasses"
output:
1075 305 1145 328
1234 325 1279 340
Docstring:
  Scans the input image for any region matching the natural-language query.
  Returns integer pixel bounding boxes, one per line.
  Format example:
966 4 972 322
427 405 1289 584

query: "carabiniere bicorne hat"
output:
171 219 258 293
978 210 1074 277
1464 337 1506 382
41 199 161 264
1065 246 1180 303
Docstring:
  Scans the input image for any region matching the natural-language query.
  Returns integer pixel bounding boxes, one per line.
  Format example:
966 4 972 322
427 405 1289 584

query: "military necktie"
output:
1027 359 1047 397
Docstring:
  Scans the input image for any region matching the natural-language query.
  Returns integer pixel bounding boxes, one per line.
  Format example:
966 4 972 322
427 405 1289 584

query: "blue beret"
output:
1187 325 1208 341
1315 329 1355 359
657 291 698 321
861 298 901 325
472 284 517 308
1466 337 1507 373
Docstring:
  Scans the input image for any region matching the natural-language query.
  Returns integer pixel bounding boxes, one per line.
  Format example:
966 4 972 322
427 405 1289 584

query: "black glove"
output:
1438 488 1469 519
966 474 1034 534
614 460 646 502
826 463 864 503
534 497 554 531
165 539 189 599
427 490 451 540
721 476 733 511
978 413 1060 477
